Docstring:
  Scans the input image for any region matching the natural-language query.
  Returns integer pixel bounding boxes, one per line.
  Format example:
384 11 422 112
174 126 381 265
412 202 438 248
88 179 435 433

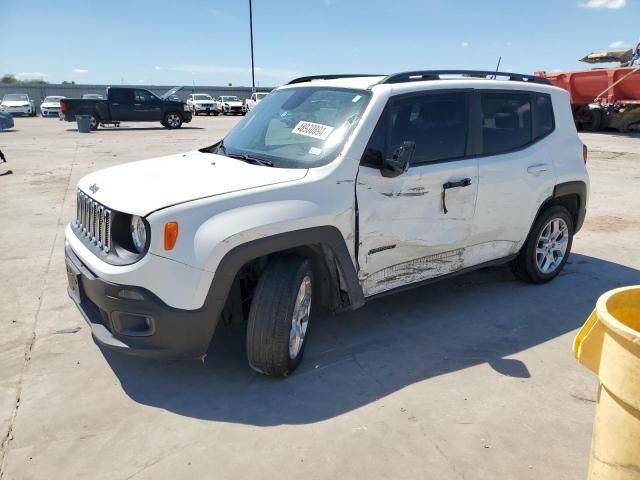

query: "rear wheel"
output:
511 206 574 284
88 114 99 131
246 256 314 377
163 112 183 129
577 107 603 132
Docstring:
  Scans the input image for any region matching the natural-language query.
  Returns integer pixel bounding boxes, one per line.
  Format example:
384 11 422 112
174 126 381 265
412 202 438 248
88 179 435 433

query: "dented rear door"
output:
355 90 479 297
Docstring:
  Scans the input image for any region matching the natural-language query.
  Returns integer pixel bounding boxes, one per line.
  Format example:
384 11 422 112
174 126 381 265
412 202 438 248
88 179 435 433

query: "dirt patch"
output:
583 215 635 232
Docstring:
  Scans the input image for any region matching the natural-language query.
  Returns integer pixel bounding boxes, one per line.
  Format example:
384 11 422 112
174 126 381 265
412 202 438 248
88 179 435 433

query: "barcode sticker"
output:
292 121 334 140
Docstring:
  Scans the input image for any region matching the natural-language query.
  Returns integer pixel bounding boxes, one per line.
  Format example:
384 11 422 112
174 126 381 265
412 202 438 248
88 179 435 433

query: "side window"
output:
481 92 532 155
110 89 132 104
361 92 469 167
134 90 152 102
533 94 554 139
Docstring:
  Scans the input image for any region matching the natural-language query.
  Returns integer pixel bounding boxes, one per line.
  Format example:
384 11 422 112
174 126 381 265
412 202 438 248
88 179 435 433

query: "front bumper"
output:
193 104 220 112
65 244 217 359
41 108 61 116
2 106 32 115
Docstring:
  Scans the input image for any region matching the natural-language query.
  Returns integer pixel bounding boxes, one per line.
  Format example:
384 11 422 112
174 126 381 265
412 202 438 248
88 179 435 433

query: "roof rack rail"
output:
379 70 552 85
287 74 384 85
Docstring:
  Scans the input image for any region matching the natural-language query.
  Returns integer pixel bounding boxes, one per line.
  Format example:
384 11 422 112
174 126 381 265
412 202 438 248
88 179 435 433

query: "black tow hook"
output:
442 178 472 214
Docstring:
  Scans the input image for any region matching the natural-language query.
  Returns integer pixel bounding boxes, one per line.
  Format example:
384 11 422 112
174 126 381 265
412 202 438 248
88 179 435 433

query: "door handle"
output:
111 103 120 106
442 178 471 214
527 163 549 175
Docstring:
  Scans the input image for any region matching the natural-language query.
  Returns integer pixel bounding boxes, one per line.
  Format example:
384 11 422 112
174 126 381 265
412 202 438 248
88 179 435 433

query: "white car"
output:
65 70 589 377
186 94 221 116
40 95 66 117
243 92 269 112
1 93 36 116
218 95 244 115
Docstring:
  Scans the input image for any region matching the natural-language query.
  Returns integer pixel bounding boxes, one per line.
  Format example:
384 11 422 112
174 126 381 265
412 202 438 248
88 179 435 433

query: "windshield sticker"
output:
292 121 334 140
308 147 322 156
352 95 363 103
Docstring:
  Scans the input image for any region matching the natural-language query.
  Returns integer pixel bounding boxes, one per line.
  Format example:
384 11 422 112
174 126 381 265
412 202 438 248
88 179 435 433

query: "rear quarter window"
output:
480 91 555 156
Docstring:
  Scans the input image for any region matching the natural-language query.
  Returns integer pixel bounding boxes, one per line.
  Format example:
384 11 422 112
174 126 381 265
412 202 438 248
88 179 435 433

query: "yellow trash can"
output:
573 286 640 480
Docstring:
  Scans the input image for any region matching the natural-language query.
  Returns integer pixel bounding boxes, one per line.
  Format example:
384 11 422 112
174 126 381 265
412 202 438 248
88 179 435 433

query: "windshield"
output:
216 87 371 168
194 95 212 101
221 96 240 102
3 94 28 101
44 96 64 102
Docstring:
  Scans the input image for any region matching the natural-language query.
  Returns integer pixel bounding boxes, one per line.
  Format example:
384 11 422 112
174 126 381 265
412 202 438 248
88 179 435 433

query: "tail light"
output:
60 100 67 113
583 144 588 164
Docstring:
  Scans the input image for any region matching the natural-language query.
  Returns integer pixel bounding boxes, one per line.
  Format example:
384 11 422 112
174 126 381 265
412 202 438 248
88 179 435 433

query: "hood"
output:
223 100 243 106
2 101 30 107
41 101 61 107
77 150 308 216
160 86 183 100
193 99 215 104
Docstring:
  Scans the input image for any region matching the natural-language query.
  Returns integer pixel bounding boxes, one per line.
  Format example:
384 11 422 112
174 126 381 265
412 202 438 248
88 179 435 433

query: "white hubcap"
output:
289 276 312 359
536 218 569 274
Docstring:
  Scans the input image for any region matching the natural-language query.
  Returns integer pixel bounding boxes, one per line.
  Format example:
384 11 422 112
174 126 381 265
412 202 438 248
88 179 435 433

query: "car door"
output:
132 89 162 121
355 90 479 297
109 88 135 121
471 91 557 260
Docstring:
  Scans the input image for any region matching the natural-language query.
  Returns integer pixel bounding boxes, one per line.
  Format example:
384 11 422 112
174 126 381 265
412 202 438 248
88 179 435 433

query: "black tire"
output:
581 108 603 132
88 114 99 131
163 112 183 129
213 111 220 116
511 205 574 284
247 256 314 377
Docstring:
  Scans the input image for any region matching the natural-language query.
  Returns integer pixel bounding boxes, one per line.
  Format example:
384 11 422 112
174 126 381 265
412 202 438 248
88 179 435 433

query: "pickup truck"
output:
243 92 269 112
60 87 192 130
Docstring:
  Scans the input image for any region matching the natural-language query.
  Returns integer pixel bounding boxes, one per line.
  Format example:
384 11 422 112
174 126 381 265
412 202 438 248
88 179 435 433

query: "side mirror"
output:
381 141 415 178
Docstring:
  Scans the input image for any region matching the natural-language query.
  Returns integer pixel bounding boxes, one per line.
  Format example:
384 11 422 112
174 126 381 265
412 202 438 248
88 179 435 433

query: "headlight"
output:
224 103 229 106
130 215 148 253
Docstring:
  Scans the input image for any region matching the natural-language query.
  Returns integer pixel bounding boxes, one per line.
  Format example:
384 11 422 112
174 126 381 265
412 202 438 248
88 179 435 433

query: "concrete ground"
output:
1 116 639 480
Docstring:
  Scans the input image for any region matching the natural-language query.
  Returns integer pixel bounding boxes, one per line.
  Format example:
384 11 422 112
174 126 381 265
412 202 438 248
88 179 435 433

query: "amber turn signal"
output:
164 222 179 250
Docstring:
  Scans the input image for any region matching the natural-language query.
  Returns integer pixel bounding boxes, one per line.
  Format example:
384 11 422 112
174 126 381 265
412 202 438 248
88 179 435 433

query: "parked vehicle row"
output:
1 91 271 121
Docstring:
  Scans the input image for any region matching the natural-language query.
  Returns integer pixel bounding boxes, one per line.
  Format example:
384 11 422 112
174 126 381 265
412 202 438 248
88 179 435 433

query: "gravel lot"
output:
1 116 639 480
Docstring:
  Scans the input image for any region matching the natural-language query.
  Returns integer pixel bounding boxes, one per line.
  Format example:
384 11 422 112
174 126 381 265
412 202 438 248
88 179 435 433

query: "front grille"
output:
75 190 112 252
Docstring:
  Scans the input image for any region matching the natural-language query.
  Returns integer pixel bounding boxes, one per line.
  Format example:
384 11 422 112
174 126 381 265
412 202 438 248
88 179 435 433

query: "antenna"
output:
493 57 502 79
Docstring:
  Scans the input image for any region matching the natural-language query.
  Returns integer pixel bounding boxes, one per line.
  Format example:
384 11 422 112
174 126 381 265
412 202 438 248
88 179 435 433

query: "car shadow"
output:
64 126 205 132
102 253 640 426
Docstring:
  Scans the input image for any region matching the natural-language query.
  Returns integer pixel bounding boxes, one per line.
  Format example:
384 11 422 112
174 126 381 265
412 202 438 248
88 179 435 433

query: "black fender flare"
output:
202 225 364 330
553 180 587 233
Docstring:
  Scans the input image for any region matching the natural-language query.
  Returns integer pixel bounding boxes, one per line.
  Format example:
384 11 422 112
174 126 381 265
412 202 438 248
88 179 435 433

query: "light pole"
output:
249 0 256 93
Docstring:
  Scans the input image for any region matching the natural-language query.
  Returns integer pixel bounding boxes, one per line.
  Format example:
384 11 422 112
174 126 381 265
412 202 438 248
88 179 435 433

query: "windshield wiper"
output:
227 152 274 167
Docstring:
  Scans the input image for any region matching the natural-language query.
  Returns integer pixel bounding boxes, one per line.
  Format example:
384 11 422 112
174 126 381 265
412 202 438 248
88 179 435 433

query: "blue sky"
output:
1 0 638 86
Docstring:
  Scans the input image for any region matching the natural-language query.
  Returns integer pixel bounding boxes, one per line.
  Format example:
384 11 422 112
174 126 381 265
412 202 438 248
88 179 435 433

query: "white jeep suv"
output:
65 71 588 377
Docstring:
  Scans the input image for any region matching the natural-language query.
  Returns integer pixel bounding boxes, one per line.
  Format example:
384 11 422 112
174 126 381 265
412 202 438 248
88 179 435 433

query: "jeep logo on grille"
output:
89 184 99 194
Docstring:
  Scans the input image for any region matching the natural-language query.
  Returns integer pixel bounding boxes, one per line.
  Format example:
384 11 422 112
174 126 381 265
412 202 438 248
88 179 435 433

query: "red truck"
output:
536 62 640 132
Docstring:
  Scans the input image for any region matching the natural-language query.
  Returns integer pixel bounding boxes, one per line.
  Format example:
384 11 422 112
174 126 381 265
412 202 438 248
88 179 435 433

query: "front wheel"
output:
511 206 574 284
246 256 314 377
163 112 183 129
